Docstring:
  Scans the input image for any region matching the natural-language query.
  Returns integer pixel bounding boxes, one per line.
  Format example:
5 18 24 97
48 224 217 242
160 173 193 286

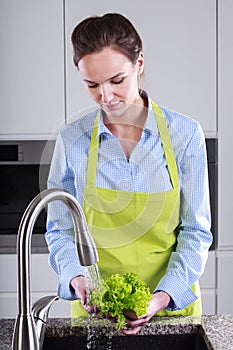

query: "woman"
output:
46 13 212 334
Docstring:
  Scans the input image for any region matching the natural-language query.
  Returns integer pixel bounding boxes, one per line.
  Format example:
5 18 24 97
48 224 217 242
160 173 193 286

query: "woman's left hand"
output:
121 291 170 335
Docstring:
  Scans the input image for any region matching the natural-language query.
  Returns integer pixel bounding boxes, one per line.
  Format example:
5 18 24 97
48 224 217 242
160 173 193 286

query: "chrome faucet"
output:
12 188 99 350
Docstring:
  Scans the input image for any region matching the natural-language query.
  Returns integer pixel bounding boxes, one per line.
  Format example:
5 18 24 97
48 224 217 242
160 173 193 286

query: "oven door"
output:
206 138 218 250
0 164 50 253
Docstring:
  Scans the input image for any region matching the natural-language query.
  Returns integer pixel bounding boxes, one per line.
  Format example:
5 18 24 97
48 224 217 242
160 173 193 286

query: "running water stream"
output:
84 263 113 349
85 263 102 295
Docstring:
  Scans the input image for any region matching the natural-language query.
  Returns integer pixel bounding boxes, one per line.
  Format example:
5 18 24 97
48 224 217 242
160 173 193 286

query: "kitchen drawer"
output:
199 251 216 289
0 291 70 319
0 254 17 292
0 254 58 292
201 289 216 315
217 250 233 314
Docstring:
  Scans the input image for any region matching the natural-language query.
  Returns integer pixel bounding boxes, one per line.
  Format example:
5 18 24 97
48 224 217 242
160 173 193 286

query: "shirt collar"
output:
144 95 159 136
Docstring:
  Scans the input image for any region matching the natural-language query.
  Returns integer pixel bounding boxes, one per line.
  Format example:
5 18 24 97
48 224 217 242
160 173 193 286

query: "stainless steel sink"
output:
43 332 213 350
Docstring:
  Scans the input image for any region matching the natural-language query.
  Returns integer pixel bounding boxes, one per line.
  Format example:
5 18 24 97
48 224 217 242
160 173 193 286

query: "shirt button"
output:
117 179 131 191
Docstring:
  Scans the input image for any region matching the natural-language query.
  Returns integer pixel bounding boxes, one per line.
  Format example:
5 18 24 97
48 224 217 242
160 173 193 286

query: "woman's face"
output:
78 47 144 118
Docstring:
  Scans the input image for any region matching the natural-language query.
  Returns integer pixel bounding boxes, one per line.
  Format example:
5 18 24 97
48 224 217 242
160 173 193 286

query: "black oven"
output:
206 138 218 250
0 139 218 253
0 141 54 253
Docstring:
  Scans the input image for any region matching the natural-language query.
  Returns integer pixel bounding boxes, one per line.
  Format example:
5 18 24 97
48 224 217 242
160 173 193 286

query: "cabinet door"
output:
217 251 233 314
0 0 65 139
218 0 233 247
199 251 216 315
201 291 216 315
65 0 216 134
199 251 216 289
0 254 70 318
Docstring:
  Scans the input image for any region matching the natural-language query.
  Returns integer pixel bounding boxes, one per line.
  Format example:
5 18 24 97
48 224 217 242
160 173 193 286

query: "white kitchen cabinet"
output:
0 0 65 140
217 251 233 315
218 0 233 248
0 254 70 318
65 0 216 134
0 0 216 138
199 251 216 315
201 291 216 315
199 251 216 290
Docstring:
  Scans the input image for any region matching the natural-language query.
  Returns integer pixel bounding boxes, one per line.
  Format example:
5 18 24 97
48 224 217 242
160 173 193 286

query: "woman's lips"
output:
102 101 121 110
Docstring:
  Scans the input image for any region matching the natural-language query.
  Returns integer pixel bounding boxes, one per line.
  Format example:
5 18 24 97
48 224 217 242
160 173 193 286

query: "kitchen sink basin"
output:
43 332 213 350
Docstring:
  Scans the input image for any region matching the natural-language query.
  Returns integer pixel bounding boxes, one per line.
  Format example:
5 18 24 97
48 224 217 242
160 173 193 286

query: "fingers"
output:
83 304 96 314
71 275 87 304
121 326 143 335
123 310 138 320
118 315 148 335
125 315 148 328
119 292 171 335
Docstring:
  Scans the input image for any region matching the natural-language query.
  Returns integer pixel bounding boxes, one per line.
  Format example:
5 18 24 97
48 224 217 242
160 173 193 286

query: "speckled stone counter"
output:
1 315 233 350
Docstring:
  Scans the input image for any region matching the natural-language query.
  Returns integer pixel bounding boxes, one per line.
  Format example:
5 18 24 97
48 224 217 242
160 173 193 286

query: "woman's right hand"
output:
71 275 87 304
71 275 96 314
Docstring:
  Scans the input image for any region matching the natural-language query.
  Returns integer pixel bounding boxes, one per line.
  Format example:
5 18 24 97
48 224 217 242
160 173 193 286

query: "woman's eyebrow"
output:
83 72 126 84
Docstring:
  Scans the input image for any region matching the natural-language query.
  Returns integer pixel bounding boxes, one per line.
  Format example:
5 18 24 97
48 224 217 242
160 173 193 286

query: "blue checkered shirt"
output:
46 94 212 311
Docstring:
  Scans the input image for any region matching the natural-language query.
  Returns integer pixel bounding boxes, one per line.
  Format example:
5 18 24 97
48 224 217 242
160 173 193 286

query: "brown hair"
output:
71 13 143 68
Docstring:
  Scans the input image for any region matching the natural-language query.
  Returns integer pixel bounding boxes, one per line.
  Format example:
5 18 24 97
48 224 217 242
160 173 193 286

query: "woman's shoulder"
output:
159 105 204 139
149 94 203 138
159 105 200 128
158 105 206 159
59 107 98 141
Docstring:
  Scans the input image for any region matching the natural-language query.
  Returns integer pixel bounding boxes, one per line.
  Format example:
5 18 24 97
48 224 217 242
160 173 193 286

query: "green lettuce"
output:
89 272 152 329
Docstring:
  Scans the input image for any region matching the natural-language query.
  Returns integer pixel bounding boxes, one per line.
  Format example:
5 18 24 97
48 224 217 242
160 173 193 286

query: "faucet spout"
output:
12 188 99 350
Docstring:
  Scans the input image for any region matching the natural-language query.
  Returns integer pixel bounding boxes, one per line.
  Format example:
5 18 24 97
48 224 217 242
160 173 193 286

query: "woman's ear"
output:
137 51 144 75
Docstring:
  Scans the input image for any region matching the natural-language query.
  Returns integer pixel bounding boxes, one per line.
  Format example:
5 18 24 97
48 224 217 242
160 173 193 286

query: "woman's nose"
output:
100 84 114 104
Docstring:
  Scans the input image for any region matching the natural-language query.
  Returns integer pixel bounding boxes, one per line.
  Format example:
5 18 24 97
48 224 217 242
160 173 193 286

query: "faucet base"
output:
12 314 40 350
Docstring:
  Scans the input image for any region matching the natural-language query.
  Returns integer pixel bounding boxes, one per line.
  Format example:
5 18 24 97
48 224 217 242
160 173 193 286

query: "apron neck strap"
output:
150 101 179 188
87 111 100 187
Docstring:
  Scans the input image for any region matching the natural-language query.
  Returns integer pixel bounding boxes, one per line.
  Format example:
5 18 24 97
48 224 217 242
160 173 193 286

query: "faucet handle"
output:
32 295 59 323
32 295 59 350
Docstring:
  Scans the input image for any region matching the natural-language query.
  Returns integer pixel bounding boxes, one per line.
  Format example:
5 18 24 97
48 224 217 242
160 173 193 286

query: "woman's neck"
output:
103 94 148 159
104 93 147 128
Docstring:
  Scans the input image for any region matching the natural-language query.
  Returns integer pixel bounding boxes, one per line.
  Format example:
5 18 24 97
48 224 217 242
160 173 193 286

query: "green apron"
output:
71 101 201 318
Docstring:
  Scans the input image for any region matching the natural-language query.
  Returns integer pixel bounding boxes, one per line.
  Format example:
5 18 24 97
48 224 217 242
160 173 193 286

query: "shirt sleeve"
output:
155 122 213 310
45 132 84 300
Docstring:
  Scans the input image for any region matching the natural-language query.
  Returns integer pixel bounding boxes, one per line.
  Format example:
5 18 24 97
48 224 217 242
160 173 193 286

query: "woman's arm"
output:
45 132 85 300
155 122 213 309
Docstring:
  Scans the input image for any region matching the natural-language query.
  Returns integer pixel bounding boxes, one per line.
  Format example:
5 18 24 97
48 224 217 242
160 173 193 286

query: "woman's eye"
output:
87 83 99 89
111 78 124 85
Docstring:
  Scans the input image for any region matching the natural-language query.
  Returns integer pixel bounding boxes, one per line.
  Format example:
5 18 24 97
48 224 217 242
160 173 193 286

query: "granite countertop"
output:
1 315 233 350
